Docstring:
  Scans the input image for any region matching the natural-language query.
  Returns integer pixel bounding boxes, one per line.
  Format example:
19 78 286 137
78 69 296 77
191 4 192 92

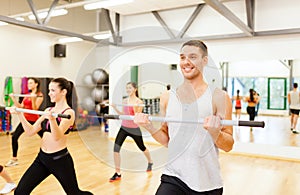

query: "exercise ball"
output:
83 73 95 88
92 68 109 84
95 103 101 115
81 96 96 111
91 87 108 102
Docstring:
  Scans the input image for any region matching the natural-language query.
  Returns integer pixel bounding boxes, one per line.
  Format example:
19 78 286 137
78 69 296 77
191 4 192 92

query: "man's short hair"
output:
181 40 208 56
294 83 298 88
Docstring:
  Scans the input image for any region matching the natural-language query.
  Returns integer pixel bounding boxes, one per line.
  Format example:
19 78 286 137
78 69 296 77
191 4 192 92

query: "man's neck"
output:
184 77 207 90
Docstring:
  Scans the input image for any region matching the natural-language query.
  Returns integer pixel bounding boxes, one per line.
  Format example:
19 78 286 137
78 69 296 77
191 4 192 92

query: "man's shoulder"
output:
212 87 230 103
211 87 227 96
160 90 170 103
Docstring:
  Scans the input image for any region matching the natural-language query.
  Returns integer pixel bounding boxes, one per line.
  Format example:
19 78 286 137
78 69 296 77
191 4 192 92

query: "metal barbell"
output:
104 114 265 127
0 106 71 119
5 94 43 98
100 103 151 107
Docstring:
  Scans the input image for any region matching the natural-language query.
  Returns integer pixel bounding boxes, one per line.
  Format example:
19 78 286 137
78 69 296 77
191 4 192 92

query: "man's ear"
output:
203 55 208 66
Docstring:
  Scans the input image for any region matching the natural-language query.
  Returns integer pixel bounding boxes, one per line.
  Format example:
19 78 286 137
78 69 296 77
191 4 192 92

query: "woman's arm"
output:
31 93 44 110
133 99 144 113
13 108 43 136
9 94 22 108
110 99 126 115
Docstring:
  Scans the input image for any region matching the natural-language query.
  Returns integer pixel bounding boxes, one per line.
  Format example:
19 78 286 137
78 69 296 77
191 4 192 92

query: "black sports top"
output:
247 98 257 103
40 107 73 136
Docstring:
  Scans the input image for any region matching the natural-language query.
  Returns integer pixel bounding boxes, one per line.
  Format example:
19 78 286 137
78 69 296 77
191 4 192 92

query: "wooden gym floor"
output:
1 114 300 195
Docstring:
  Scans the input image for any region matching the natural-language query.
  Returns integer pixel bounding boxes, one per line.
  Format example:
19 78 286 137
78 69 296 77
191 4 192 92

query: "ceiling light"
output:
15 17 25 21
84 0 134 10
28 9 68 20
0 21 8 26
93 33 111 39
58 37 83 43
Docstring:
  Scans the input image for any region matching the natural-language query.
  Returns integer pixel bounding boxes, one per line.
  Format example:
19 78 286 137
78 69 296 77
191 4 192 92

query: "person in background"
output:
97 99 109 132
109 82 153 182
244 88 258 130
232 89 242 119
166 84 171 91
6 77 44 167
0 165 16 194
288 83 300 134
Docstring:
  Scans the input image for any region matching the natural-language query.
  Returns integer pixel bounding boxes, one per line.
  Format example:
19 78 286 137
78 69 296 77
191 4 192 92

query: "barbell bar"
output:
5 94 43 98
79 114 103 118
100 103 150 107
104 114 265 128
0 106 71 119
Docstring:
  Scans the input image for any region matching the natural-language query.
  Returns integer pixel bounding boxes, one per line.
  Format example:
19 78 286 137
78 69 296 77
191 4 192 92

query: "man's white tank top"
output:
289 90 300 110
163 86 223 192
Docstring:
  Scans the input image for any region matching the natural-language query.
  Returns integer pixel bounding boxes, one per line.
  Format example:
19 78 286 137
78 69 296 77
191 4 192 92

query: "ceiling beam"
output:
278 60 290 69
115 12 122 44
43 0 59 25
11 0 101 18
102 9 118 45
118 33 248 47
245 0 255 30
2 10 300 46
115 13 120 38
255 28 300 36
204 0 253 36
0 15 99 43
177 4 205 39
27 0 42 25
152 11 176 39
114 27 300 47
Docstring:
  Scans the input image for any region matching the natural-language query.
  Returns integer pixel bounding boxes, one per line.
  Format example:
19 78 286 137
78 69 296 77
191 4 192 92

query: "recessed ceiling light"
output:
58 37 83 43
84 0 134 10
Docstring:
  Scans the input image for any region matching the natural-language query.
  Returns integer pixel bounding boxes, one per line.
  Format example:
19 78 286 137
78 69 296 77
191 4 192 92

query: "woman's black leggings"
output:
12 121 43 157
247 106 256 121
14 148 93 195
114 126 147 153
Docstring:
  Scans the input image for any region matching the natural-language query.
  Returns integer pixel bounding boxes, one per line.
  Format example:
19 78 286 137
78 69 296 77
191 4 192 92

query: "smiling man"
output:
134 40 234 195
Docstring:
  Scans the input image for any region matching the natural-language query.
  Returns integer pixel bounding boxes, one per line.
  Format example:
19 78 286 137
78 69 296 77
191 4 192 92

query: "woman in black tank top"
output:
11 77 93 195
245 88 258 123
40 107 73 135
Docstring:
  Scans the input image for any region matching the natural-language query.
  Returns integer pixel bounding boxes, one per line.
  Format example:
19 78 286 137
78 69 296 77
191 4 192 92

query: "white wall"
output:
207 34 300 63
0 25 95 105
0 24 96 128
138 63 182 99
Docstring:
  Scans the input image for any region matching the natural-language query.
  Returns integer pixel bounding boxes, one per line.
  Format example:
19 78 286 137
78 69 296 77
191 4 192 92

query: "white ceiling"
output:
0 0 299 44
0 0 208 16
97 0 206 15
0 0 213 42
